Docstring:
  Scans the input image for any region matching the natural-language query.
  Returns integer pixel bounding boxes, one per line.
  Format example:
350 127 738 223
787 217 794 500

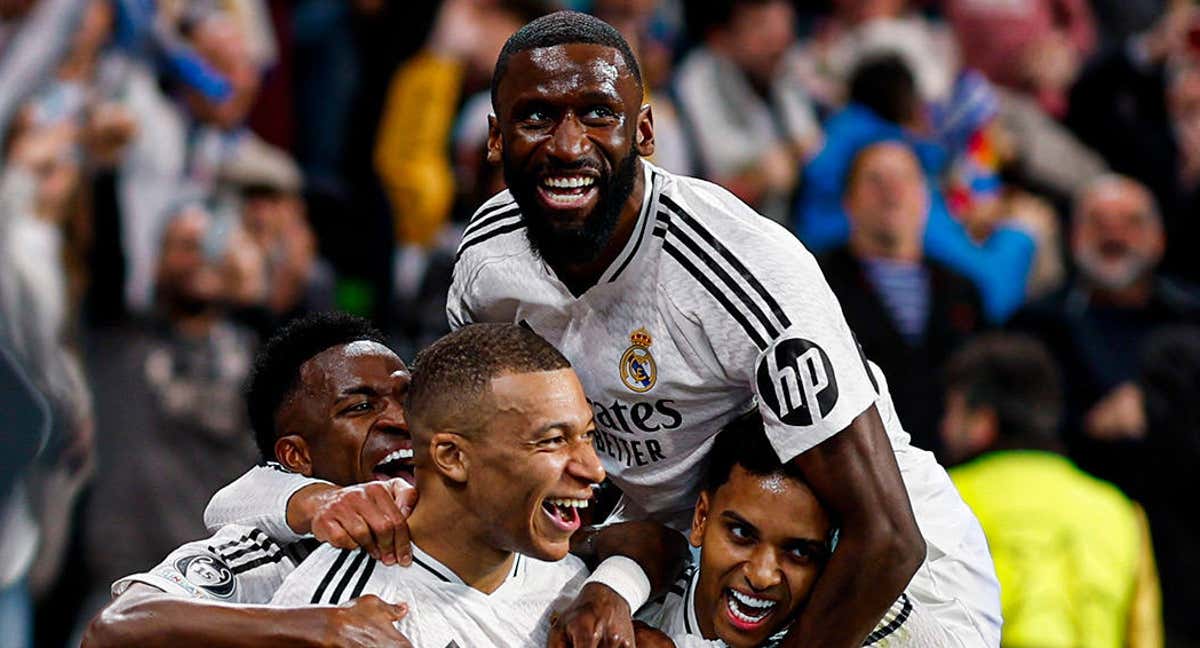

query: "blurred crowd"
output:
1 0 1199 646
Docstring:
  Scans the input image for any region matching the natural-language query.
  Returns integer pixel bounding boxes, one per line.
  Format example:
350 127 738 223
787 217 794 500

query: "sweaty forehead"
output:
299 341 404 398
499 43 638 105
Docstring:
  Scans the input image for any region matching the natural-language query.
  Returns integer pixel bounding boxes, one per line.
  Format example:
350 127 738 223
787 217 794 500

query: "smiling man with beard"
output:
1011 174 1200 479
448 10 1000 648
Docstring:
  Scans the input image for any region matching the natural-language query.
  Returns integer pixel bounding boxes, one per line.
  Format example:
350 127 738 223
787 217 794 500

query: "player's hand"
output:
547 582 634 648
319 595 413 648
632 621 676 648
308 480 418 566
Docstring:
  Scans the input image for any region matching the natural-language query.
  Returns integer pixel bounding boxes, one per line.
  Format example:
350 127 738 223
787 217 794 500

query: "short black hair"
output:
491 10 642 109
704 408 804 492
406 323 571 437
848 53 920 126
246 311 386 460
943 333 1063 445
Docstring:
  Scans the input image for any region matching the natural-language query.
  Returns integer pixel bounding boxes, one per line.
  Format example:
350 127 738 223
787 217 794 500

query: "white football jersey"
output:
112 524 316 604
271 542 588 648
638 568 950 647
448 161 1002 646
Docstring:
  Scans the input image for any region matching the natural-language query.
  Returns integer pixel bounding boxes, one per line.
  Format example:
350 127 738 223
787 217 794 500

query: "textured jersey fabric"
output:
272 542 588 648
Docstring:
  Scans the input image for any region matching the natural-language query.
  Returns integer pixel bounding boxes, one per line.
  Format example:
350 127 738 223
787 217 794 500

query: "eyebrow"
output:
720 510 827 546
335 385 382 400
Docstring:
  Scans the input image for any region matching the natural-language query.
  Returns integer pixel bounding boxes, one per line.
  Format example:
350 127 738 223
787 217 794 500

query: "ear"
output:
635 103 655 158
486 114 503 165
275 435 313 476
430 432 469 484
688 491 710 549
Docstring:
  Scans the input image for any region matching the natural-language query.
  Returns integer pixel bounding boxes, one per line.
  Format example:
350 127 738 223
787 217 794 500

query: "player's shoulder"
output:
654 167 810 260
517 552 589 590
453 189 530 269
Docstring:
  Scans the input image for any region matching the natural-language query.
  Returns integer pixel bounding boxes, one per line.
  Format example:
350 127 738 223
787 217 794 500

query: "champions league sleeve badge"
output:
174 553 237 599
620 328 657 393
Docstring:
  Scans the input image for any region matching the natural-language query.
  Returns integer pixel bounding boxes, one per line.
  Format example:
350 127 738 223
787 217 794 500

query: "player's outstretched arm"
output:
779 405 925 648
551 521 690 648
82 584 413 648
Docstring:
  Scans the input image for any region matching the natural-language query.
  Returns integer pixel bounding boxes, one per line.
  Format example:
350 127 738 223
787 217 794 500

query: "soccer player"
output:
84 312 419 647
270 323 682 647
86 315 682 647
637 410 949 648
449 10 1000 648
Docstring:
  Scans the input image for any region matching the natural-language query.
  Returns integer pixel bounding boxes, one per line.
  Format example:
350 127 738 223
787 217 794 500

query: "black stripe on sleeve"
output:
662 240 768 349
665 220 780 340
212 534 254 553
348 557 378 599
229 552 286 575
311 548 352 604
461 205 520 241
864 594 913 645
454 220 525 262
329 550 369 604
464 199 517 229
660 195 792 329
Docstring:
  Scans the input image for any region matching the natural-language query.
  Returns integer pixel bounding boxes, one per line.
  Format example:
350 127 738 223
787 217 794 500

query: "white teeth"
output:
543 176 595 189
726 591 774 624
547 498 589 509
729 589 775 611
377 448 413 467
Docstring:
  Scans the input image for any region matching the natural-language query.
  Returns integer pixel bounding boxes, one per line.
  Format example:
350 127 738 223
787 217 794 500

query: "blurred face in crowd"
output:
1072 177 1165 292
156 207 225 313
185 13 260 129
711 0 795 86
689 466 832 648
939 388 991 465
276 342 414 487
438 369 604 561
489 43 654 267
844 142 929 261
834 0 908 24
1168 64 1200 156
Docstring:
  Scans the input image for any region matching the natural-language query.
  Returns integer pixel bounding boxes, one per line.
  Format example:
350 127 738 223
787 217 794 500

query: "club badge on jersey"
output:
174 554 236 599
620 328 657 393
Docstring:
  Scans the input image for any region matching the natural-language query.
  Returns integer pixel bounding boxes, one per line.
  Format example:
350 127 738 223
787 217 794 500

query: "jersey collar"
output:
409 543 523 595
595 160 662 287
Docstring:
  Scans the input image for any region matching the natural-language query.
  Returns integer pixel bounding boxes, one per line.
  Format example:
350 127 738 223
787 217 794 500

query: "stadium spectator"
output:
218 150 336 335
79 203 259 627
944 0 1096 117
941 333 1162 648
673 0 821 223
819 141 983 453
1010 175 1200 485
797 55 1036 323
1067 4 1200 285
1090 0 1169 48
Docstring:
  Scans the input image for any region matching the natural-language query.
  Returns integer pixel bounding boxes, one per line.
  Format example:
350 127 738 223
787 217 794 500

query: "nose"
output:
744 545 783 592
567 437 606 485
545 112 591 163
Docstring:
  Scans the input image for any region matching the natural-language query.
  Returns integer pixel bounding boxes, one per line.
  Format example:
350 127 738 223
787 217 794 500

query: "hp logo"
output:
756 337 839 426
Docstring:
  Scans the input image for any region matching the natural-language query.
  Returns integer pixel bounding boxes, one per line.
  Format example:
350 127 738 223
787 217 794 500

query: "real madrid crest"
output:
620 328 657 393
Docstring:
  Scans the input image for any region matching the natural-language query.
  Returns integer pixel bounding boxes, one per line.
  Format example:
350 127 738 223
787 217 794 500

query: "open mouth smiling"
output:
723 588 779 632
372 446 414 484
536 173 598 210
540 495 591 532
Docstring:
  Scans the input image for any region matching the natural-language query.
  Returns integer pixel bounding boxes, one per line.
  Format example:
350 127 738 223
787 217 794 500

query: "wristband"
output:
583 555 652 612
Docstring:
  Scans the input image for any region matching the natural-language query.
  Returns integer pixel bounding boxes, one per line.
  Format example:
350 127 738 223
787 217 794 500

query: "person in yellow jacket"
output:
940 333 1161 648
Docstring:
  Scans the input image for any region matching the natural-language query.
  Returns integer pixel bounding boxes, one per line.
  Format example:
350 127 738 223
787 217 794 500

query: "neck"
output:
849 232 922 263
170 309 217 338
1087 275 1154 308
406 488 515 594
553 160 646 295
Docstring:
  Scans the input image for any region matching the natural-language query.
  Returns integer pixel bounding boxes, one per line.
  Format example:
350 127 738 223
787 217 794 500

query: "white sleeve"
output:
680 209 878 462
203 463 331 543
111 525 297 604
446 263 474 331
